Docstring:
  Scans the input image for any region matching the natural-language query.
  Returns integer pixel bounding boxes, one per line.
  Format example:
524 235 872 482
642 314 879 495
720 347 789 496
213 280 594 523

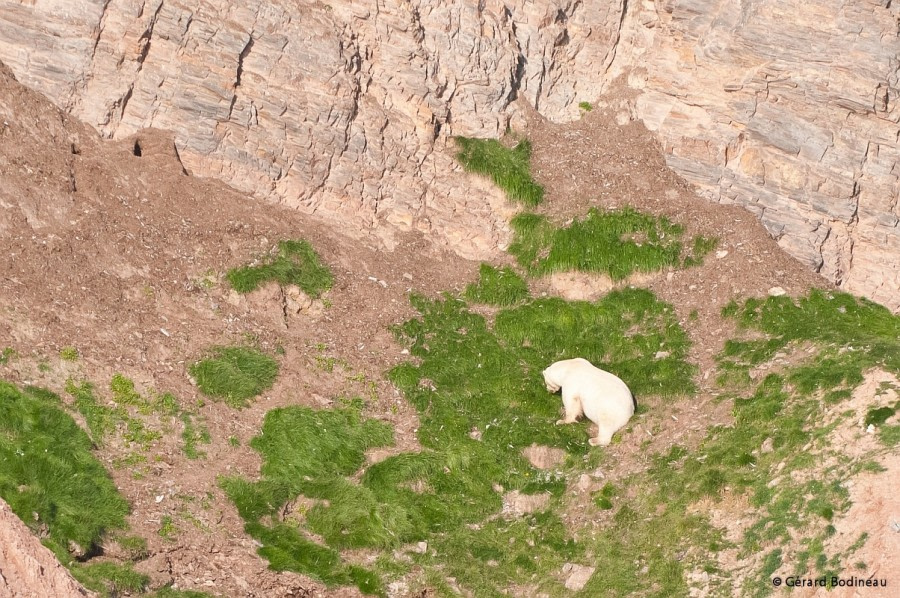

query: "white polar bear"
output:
542 358 636 446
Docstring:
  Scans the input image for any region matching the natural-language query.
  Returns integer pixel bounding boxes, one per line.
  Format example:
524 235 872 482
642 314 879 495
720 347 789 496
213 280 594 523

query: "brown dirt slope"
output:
0 59 888 598
0 59 475 597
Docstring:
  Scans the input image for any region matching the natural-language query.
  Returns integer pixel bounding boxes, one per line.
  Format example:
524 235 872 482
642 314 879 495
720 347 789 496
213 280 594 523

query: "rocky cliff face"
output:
0 0 897 308
0 499 94 597
617 0 900 310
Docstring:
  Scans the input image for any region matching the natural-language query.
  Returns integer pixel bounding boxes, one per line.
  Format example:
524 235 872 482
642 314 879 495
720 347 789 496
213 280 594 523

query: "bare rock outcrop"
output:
0 0 897 308
0 499 94 597
1 0 605 259
614 0 900 310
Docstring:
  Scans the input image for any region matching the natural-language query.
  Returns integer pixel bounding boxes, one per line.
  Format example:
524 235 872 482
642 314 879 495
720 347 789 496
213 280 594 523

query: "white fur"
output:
542 358 634 446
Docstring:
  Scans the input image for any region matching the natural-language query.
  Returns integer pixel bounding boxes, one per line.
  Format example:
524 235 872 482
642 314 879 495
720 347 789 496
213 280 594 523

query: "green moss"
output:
455 137 544 206
227 239 334 297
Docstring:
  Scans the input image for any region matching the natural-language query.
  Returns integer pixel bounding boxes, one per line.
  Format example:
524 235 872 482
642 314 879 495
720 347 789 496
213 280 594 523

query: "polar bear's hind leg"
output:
589 423 616 446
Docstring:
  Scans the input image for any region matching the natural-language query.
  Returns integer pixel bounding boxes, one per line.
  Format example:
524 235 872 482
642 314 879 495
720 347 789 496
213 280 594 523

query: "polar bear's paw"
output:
555 418 576 426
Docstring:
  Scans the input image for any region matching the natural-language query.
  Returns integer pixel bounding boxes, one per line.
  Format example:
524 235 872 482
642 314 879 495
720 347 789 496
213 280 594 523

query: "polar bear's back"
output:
546 358 634 415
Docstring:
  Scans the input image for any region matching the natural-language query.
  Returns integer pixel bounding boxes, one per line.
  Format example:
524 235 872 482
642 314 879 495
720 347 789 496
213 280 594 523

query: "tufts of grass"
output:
109 374 179 416
181 413 211 459
60 346 79 361
423 511 578 595
683 235 719 267
159 515 177 541
65 379 127 446
578 101 593 112
463 263 530 306
189 346 279 407
455 137 544 206
116 534 149 561
865 405 896 426
221 402 393 594
508 207 711 280
719 290 900 386
225 288 695 596
71 562 148 597
0 347 16 364
578 288 900 595
0 382 130 560
226 239 333 297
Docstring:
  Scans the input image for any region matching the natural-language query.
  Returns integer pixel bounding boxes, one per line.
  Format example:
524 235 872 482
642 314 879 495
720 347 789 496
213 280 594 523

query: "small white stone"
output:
768 287 787 297
577 474 592 492
715 250 729 259
563 564 596 591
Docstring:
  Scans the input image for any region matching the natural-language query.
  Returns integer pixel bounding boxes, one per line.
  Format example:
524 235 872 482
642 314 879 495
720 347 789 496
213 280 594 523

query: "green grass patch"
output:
189 346 279 407
226 239 333 297
463 263 530 306
71 562 148 597
508 208 714 280
0 382 130 560
878 425 900 447
60 346 79 361
221 402 393 594
159 515 177 541
455 137 544 206
578 101 593 112
575 289 900 595
65 379 125 445
116 534 149 561
423 511 578 596
181 413 211 459
719 290 900 387
110 374 180 417
224 287 695 595
0 347 16 364
865 405 896 426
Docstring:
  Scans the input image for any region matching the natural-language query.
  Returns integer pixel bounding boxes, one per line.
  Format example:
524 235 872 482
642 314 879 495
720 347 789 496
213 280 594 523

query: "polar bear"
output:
542 358 636 446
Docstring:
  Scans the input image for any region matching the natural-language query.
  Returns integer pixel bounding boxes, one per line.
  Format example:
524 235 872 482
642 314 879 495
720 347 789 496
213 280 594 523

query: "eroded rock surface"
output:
0 0 897 307
617 0 900 310
0 499 94 598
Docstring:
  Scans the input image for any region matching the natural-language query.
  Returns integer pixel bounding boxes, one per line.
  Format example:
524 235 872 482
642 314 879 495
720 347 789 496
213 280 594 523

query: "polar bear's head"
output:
542 367 561 393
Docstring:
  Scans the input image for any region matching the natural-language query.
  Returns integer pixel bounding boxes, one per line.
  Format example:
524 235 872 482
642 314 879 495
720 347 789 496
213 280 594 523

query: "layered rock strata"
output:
0 0 897 308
